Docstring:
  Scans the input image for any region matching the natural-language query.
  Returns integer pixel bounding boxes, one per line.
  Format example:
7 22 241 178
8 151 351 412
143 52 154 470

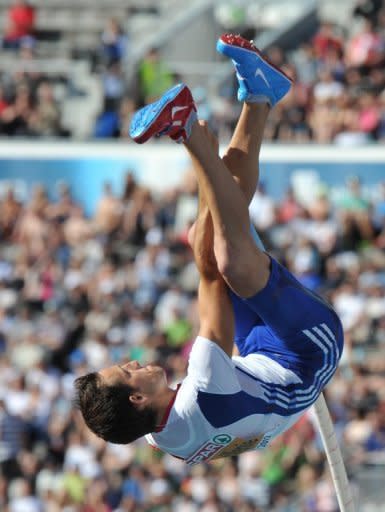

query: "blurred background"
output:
0 0 385 511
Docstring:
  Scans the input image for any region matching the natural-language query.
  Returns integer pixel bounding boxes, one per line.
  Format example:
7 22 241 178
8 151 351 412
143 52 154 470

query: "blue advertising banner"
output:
0 142 383 215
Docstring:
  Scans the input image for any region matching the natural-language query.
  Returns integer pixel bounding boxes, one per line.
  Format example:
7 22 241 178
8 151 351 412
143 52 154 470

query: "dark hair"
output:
74 372 157 444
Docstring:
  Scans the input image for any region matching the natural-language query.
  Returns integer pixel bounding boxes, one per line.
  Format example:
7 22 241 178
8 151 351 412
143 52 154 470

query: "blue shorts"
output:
229 256 344 390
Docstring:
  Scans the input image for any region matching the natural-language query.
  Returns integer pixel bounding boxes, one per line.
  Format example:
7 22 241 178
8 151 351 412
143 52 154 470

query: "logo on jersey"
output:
212 434 232 445
186 434 262 465
186 434 234 465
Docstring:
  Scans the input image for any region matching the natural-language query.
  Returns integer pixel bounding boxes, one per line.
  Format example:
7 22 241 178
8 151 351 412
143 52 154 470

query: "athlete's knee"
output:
215 238 247 283
215 237 270 296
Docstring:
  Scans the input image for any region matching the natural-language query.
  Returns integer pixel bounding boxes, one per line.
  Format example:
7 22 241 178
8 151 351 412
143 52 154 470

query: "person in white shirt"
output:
75 34 343 464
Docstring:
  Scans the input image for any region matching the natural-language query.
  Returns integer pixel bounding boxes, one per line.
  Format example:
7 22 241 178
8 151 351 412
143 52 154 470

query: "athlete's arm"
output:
192 193 235 357
197 276 235 357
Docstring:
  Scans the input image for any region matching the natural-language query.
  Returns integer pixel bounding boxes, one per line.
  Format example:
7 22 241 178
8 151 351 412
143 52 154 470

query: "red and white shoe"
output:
129 83 197 144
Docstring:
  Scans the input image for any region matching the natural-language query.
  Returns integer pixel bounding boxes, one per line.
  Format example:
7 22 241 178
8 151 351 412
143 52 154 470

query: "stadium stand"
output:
0 0 384 141
0 163 385 510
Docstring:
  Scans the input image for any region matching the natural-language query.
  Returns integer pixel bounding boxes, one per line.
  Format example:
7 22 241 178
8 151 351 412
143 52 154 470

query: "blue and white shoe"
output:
129 83 197 144
216 33 293 106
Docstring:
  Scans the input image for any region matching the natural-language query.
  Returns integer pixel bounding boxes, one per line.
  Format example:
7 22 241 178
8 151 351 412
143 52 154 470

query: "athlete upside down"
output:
75 34 343 464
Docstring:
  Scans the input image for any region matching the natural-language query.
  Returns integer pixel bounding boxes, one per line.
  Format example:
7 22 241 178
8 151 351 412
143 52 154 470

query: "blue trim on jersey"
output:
197 388 313 428
233 323 339 412
260 325 338 409
197 323 340 428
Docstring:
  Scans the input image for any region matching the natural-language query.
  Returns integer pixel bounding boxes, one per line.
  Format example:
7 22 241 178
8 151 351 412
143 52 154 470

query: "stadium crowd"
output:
0 168 384 511
1 1 385 141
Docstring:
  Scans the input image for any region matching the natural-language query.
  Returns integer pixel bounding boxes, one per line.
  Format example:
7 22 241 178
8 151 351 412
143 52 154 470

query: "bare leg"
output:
192 191 217 279
192 174 235 356
184 120 270 298
222 102 270 203
188 102 269 247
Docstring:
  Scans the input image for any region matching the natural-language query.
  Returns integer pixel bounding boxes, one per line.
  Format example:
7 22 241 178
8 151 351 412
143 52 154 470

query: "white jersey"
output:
146 336 307 464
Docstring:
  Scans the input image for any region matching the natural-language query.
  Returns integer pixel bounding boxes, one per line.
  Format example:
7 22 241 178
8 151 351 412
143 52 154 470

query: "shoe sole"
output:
130 83 187 144
217 35 293 86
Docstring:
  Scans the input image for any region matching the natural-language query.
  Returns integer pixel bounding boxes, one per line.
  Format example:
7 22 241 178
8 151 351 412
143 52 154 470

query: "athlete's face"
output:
99 360 168 404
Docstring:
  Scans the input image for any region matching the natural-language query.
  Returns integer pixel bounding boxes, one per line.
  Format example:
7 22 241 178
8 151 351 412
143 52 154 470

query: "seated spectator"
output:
249 183 276 233
2 0 36 50
0 84 34 136
138 47 174 105
312 21 344 60
46 183 78 224
63 206 93 247
345 19 385 68
333 113 372 146
100 18 128 65
313 68 344 102
94 182 123 236
28 82 65 138
357 91 381 135
0 187 22 240
14 203 49 258
102 62 125 110
93 108 120 139
337 176 374 243
291 43 319 85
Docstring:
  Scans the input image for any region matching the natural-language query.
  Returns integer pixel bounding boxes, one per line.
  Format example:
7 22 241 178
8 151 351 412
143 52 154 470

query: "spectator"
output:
63 206 93 247
102 62 125 109
28 82 63 137
2 0 35 50
94 182 123 236
345 19 385 68
100 18 128 65
0 399 27 480
137 47 174 105
249 183 276 233
313 68 344 102
312 21 344 60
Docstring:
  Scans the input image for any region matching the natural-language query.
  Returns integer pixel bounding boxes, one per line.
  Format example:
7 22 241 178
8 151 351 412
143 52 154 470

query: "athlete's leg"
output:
188 112 268 352
129 35 292 298
188 102 268 246
189 124 236 357
186 48 271 342
184 118 270 298
188 35 285 297
191 122 220 280
222 102 269 203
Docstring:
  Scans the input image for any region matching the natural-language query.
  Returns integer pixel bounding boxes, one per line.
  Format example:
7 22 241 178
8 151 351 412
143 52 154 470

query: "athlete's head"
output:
74 361 168 444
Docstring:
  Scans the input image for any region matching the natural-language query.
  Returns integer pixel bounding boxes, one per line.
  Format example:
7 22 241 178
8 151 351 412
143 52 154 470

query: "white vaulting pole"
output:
313 393 355 512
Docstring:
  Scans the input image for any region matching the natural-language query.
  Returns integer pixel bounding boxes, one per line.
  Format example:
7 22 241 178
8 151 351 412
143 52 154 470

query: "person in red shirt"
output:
313 22 344 61
3 0 36 49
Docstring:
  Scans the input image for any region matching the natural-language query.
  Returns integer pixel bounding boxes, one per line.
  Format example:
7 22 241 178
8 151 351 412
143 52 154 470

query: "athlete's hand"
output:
199 120 219 155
